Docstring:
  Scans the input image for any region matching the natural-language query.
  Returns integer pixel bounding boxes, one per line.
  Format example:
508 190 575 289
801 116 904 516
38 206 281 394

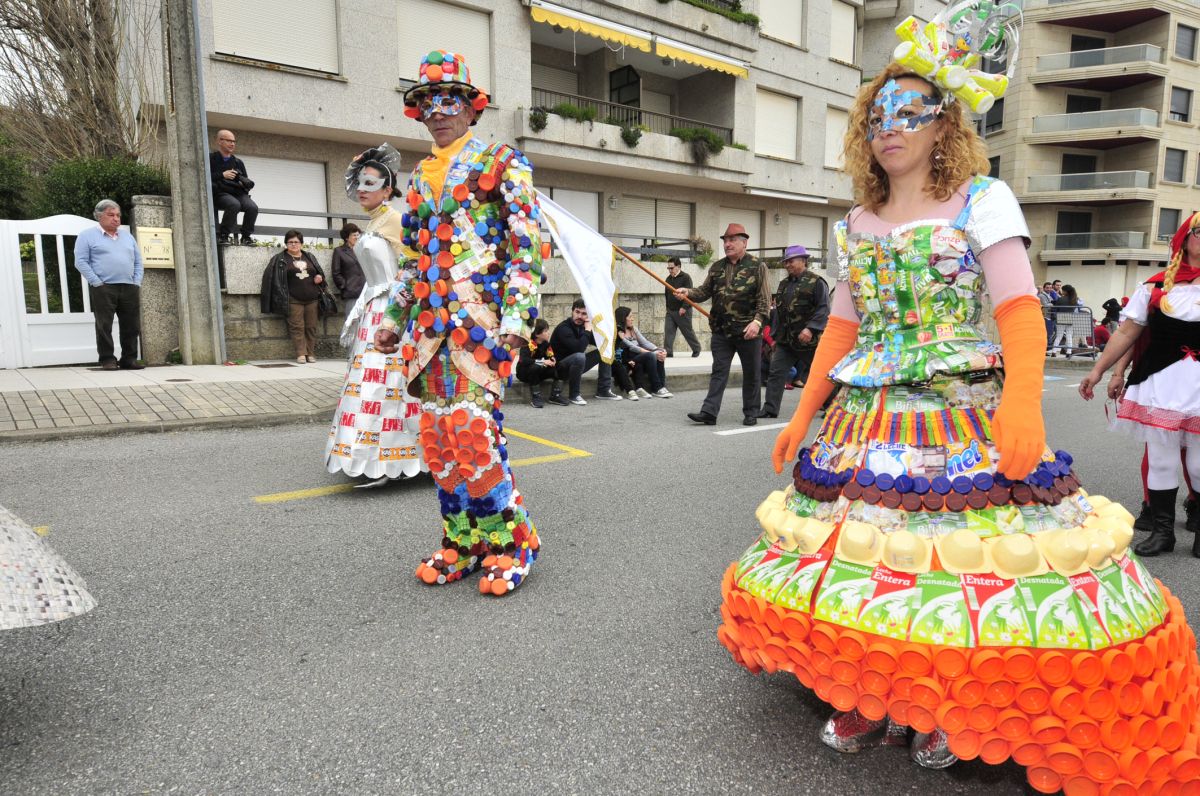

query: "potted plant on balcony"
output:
529 107 548 133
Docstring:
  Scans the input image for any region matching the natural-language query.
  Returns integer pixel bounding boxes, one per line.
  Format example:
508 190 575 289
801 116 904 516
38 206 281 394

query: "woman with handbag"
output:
261 229 328 363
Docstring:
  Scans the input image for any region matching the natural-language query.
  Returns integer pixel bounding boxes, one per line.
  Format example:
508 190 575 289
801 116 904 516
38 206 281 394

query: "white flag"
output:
536 189 618 363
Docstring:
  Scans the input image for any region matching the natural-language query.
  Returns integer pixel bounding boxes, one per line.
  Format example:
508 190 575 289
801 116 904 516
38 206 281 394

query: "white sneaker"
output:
653 387 673 398
570 395 587 406
626 390 639 401
636 387 652 399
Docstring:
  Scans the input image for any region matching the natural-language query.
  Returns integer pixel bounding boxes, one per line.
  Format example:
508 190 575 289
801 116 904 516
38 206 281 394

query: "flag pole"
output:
609 244 711 318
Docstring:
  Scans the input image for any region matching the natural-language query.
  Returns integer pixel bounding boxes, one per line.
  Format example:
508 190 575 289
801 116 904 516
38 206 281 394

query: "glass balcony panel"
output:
1043 232 1147 250
1031 108 1158 133
1027 171 1151 192
1036 44 1163 71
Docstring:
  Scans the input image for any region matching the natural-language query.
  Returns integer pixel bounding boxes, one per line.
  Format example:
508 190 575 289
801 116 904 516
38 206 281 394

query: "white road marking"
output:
715 422 788 436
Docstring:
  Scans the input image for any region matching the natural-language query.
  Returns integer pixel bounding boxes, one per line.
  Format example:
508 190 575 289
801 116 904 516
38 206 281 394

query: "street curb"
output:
0 407 335 444
1 370 741 444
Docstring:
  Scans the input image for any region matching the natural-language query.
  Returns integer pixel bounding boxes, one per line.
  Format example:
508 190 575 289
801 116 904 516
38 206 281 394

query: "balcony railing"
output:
530 87 734 145
1027 171 1152 192
1043 232 1147 250
1036 44 1163 71
1032 108 1158 133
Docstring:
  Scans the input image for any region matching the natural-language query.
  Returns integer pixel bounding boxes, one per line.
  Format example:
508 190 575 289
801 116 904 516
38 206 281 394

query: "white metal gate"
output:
0 214 119 369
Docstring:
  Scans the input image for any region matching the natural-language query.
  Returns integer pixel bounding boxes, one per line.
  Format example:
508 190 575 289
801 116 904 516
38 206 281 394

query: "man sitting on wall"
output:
209 128 258 245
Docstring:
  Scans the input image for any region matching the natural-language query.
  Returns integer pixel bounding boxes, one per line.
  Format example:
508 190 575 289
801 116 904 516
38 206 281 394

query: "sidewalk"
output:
0 354 739 442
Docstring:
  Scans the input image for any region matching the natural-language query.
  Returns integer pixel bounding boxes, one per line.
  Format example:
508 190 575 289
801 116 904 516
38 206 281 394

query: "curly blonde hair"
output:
843 63 992 211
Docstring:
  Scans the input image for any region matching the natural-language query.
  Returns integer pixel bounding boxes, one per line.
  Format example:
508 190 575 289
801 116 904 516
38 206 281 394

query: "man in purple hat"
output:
759 244 829 418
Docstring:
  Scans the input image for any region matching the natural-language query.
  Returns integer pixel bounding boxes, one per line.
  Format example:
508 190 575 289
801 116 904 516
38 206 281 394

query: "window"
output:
789 214 825 254
755 89 799 159
824 107 848 168
829 1 857 64
1171 87 1192 122
1159 207 1182 240
546 188 599 232
1055 211 1092 249
532 64 579 96
719 207 762 244
1061 153 1098 174
983 97 1005 134
1164 148 1187 182
604 196 692 243
398 0 491 94
212 0 339 73
1178 25 1198 60
988 156 1000 178
759 0 803 46
1066 94 1102 114
1069 34 1107 67
237 155 328 238
609 65 640 106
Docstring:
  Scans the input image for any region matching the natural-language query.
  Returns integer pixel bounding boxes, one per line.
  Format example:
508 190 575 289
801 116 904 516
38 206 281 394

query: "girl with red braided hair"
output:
1080 213 1200 558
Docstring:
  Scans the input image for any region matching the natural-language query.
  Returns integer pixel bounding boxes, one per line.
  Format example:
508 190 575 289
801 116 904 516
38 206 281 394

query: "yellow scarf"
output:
421 132 473 200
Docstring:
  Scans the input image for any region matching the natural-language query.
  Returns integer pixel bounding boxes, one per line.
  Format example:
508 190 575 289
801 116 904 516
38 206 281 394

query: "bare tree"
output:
0 0 163 167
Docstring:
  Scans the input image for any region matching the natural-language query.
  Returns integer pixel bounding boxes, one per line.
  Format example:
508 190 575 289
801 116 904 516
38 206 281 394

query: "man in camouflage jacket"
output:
760 245 830 418
674 223 770 426
375 50 542 596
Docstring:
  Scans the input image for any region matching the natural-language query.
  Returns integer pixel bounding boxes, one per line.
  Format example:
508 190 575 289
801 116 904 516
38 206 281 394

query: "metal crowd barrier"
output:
1046 305 1099 360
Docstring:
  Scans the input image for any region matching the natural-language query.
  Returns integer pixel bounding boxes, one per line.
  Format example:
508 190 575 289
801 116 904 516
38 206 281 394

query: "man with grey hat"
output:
759 244 829 418
674 222 770 426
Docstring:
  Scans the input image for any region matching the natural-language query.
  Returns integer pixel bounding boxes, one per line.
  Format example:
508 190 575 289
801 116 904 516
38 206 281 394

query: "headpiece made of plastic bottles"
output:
892 0 1023 114
344 143 403 201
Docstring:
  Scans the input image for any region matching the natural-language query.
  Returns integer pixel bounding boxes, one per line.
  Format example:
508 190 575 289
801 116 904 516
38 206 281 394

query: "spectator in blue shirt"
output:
73 199 144 370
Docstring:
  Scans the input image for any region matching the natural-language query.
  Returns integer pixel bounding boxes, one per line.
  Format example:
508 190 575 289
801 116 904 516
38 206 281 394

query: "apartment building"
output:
180 0 908 270
988 0 1200 307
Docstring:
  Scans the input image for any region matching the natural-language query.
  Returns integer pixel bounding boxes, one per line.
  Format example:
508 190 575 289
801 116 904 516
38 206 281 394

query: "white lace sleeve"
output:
964 178 1031 254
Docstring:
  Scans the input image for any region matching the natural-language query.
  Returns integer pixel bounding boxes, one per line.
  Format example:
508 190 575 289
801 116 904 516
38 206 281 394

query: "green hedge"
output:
0 136 31 219
38 157 169 219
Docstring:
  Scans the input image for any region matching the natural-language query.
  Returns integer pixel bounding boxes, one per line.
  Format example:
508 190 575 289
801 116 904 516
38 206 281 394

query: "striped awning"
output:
655 36 749 79
530 1 652 53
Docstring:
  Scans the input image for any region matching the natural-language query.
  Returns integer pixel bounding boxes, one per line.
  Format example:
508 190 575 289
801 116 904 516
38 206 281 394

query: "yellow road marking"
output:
254 484 356 504
33 525 49 537
253 427 590 504
504 428 590 457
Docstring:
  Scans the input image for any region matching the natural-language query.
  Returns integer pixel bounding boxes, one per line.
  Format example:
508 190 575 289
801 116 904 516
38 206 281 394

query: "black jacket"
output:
210 151 255 197
550 318 594 358
260 249 326 316
331 244 365 300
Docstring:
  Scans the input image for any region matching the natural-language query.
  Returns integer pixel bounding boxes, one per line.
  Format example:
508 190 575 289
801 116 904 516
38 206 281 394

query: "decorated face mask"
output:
356 171 388 193
868 79 943 140
413 91 468 120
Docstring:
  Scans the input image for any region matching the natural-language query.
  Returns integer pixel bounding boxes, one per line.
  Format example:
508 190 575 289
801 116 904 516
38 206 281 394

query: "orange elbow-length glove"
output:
772 316 860 473
991 294 1047 480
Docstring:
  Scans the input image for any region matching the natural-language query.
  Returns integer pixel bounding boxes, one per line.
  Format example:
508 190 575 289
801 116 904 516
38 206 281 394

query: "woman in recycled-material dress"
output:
323 145 426 486
716 3 1200 791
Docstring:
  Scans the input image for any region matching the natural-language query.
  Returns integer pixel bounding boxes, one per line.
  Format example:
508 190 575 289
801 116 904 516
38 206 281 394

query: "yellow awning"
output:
655 40 749 79
531 6 652 53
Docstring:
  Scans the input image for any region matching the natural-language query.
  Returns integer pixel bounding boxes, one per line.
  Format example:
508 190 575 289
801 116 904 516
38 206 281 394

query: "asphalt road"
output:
1 369 1196 795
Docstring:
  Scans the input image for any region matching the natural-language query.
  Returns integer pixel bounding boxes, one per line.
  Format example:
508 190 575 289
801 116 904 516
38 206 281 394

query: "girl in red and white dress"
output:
1081 213 1200 557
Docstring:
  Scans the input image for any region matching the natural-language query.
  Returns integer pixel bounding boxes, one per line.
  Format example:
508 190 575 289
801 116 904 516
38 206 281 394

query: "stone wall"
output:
220 244 345 361
134 195 840 361
131 195 179 364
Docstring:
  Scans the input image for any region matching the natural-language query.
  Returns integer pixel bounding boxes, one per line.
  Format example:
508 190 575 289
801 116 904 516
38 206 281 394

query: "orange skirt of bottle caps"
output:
717 564 1200 793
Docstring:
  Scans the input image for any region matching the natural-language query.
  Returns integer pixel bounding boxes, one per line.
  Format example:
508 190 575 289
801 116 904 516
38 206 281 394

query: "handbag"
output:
317 288 338 318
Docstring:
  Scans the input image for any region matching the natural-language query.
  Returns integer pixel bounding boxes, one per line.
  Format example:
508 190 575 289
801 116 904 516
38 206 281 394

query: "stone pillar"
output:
161 0 226 364
130 195 179 365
